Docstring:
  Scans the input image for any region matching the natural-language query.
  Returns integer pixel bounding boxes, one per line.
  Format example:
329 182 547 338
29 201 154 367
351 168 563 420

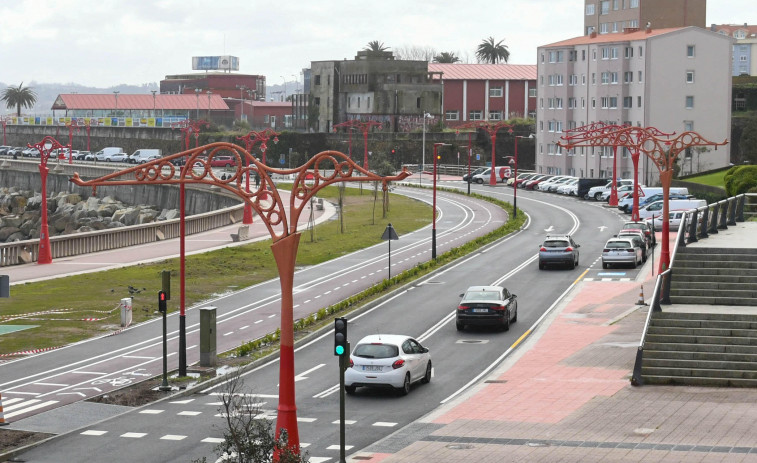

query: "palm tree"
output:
433 52 461 63
1 82 37 116
364 40 389 52
476 37 510 64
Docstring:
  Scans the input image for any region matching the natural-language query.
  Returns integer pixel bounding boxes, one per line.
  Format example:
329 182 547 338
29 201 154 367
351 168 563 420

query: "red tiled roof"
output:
428 63 536 81
247 101 291 108
52 94 229 111
541 27 685 48
711 24 757 38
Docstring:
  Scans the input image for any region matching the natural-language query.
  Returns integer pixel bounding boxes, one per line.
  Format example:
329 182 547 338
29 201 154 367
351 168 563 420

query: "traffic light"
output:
391 148 396 155
334 317 347 356
158 290 167 313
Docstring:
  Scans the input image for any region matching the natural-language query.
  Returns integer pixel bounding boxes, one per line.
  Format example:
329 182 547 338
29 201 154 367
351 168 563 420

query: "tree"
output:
433 52 461 63
476 37 510 64
394 45 437 61
1 82 37 116
739 117 757 165
364 40 389 52
193 368 309 463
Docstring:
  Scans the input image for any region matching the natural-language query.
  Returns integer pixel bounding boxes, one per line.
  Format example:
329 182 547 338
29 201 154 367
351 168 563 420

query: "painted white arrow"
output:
295 363 325 382
58 392 86 397
544 226 554 233
599 226 608 232
72 387 103 393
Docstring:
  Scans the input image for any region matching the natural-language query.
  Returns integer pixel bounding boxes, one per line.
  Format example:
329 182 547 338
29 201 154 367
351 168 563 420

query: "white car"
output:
344 334 432 396
649 210 687 231
557 178 579 195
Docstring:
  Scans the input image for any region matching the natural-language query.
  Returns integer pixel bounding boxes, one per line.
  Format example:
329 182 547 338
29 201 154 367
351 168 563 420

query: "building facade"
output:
584 0 705 36
428 63 537 128
536 27 732 183
711 24 757 76
310 50 443 133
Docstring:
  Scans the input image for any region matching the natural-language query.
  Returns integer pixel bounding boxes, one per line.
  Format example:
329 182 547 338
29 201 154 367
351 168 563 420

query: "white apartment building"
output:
536 26 732 184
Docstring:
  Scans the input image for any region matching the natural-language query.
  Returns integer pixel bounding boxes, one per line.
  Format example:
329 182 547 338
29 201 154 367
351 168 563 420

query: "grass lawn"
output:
0 186 431 355
683 170 727 188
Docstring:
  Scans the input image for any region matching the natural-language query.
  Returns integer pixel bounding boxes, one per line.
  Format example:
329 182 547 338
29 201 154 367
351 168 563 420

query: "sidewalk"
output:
3 195 336 285
359 222 757 463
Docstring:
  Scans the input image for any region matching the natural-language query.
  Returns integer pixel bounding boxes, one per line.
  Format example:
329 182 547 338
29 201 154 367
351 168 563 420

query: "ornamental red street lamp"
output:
332 122 355 160
65 122 80 164
84 118 94 152
456 121 515 186
70 142 410 455
28 136 68 264
237 129 278 224
456 129 474 195
432 143 450 259
1 117 8 145
332 120 382 170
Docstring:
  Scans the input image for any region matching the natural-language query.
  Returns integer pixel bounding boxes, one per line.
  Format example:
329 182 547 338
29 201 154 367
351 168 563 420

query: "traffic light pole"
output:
338 341 349 463
158 291 171 392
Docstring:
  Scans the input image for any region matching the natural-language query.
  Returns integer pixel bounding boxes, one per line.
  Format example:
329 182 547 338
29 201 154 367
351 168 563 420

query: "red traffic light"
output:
158 290 167 313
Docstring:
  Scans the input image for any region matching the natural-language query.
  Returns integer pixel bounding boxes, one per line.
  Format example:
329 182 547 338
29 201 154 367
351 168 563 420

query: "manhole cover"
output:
446 444 474 450
456 339 489 344
484 380 507 384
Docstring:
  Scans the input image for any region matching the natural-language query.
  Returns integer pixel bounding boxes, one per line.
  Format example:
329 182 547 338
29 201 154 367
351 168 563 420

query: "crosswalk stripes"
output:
2 398 59 419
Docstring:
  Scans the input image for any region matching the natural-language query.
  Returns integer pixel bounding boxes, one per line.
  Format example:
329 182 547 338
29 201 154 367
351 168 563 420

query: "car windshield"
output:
544 240 569 248
353 343 399 359
463 290 501 301
606 241 632 249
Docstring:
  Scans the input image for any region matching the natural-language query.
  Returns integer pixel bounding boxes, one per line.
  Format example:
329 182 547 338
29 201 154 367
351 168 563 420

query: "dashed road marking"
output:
81 430 107 436
121 432 147 438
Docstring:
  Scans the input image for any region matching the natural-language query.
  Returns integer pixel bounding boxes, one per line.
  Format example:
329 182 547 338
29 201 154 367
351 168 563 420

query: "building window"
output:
601 71 610 84
586 3 595 15
686 96 694 109
569 74 578 85
611 47 618 59
684 120 694 131
630 0 638 7
601 97 609 108
314 97 321 106
637 96 642 107
600 23 609 34
611 72 618 84
568 97 577 108
592 98 596 108
582 50 586 61
489 86 503 97
609 97 617 108
470 110 483 121
264 115 270 123
582 74 586 85
540 98 544 109
548 120 556 132
445 110 459 121
314 75 321 85
529 88 537 97
601 0 610 14
581 97 586 108
625 47 633 58
555 98 563 109
602 47 610 59
624 71 633 83
592 73 597 84
687 45 695 57
638 71 643 82
623 96 632 108
686 71 694 83
569 50 578 61
489 111 503 121
540 75 544 86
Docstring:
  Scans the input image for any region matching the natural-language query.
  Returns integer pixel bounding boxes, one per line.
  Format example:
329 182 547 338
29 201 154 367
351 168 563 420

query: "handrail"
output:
631 268 669 386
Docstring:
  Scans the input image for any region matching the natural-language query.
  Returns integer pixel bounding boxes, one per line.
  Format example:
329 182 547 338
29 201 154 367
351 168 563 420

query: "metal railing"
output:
631 192 753 386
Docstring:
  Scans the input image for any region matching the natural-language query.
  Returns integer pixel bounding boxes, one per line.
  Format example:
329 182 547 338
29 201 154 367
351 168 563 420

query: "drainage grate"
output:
456 339 489 344
446 444 474 450
484 379 507 384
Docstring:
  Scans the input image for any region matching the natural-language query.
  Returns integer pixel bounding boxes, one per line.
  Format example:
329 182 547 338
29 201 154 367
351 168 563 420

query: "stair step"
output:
641 366 757 380
670 282 757 292
680 247 757 256
643 349 757 363
669 296 757 306
651 318 757 329
643 358 757 371
669 289 757 298
674 260 757 269
672 275 757 284
677 253 757 263
647 326 757 337
644 342 757 355
645 334 757 346
673 268 757 277
654 312 757 322
641 375 757 387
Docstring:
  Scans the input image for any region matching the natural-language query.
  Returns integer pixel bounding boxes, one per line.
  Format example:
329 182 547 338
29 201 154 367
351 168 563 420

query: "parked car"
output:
514 172 540 188
622 221 656 247
22 147 40 157
602 237 643 269
456 285 518 331
620 193 690 213
128 149 162 164
344 334 432 396
0 146 11 156
576 178 611 199
556 178 579 195
524 174 552 190
616 229 648 262
649 209 688 231
586 179 634 201
600 184 638 201
208 155 236 167
74 151 91 161
462 167 487 183
471 166 511 184
538 234 580 270
637 199 707 221
536 175 570 192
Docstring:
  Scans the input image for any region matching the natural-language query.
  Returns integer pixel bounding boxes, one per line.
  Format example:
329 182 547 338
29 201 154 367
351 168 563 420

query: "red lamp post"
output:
432 143 450 259
1 117 8 145
510 135 531 219
456 121 514 186
28 136 68 264
71 142 410 455
332 122 355 160
331 120 382 170
65 122 80 164
84 119 94 152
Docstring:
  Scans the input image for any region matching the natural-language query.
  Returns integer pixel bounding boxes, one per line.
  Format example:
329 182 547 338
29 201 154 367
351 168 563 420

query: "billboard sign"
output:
192 55 239 71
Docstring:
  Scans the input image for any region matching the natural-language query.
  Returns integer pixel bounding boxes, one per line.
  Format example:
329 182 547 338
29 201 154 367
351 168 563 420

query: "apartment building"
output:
584 0 705 36
711 24 757 76
536 26 731 183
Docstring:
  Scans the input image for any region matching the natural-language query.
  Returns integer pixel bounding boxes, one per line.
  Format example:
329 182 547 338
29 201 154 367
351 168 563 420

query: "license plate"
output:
473 308 489 313
362 365 382 372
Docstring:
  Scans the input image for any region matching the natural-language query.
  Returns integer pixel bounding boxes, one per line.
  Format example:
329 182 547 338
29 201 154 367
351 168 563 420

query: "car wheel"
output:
512 304 517 322
503 311 510 331
594 192 603 200
539 261 545 270
456 321 464 331
421 361 432 384
398 373 411 396
345 385 356 395
476 178 483 184
568 259 575 270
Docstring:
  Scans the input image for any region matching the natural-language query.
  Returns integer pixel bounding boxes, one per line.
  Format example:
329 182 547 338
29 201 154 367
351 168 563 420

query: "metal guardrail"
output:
631 192 752 386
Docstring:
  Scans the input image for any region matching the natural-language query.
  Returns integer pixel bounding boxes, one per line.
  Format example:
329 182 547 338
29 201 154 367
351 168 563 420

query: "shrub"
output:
724 165 757 196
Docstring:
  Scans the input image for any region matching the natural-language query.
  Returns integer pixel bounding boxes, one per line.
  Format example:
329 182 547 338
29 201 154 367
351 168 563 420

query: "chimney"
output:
645 21 652 33
590 31 597 38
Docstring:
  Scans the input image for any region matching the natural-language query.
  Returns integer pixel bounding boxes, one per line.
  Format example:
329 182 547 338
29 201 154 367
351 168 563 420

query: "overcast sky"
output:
0 0 753 89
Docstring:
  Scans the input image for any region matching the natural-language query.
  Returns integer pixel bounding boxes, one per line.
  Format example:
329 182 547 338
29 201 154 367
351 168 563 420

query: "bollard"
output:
637 285 646 306
119 297 133 327
0 392 8 425
200 307 217 367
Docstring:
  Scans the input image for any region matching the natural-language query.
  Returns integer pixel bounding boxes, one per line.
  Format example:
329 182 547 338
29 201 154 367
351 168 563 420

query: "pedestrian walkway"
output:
3 194 336 285
357 222 757 462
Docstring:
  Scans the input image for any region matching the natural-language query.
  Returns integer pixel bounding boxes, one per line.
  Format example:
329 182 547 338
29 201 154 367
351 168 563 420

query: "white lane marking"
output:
121 356 154 360
331 420 356 425
4 399 40 411
373 422 398 427
161 435 187 441
312 384 340 399
202 437 225 443
304 299 311 303
327 444 354 450
3 392 38 396
5 400 58 418
139 409 164 414
170 399 194 404
81 430 107 436
121 432 147 438
255 320 263 324
208 392 279 399
2 398 24 405
351 280 357 283
71 371 107 375
178 411 202 416
32 383 68 387
223 332 234 337
268 314 276 318
308 458 329 463
295 364 325 382
239 326 249 330
297 417 317 423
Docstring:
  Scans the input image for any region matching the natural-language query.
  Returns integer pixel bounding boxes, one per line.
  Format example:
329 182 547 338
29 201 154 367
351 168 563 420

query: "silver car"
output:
602 238 643 269
539 235 580 270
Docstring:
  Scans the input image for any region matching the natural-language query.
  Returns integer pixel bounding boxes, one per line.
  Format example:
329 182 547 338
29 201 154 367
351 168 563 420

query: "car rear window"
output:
353 343 399 359
606 241 632 249
463 291 501 301
543 240 569 248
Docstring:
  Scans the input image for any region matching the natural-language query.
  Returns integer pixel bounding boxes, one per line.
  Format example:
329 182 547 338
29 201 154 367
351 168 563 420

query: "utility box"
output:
200 307 217 367
119 297 133 327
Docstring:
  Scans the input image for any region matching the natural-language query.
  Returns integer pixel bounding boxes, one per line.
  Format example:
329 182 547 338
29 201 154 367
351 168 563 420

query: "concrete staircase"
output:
642 311 757 387
669 247 757 306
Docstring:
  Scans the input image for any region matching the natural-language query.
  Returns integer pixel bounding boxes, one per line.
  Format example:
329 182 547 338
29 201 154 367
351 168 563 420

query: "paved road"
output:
7 181 644 462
